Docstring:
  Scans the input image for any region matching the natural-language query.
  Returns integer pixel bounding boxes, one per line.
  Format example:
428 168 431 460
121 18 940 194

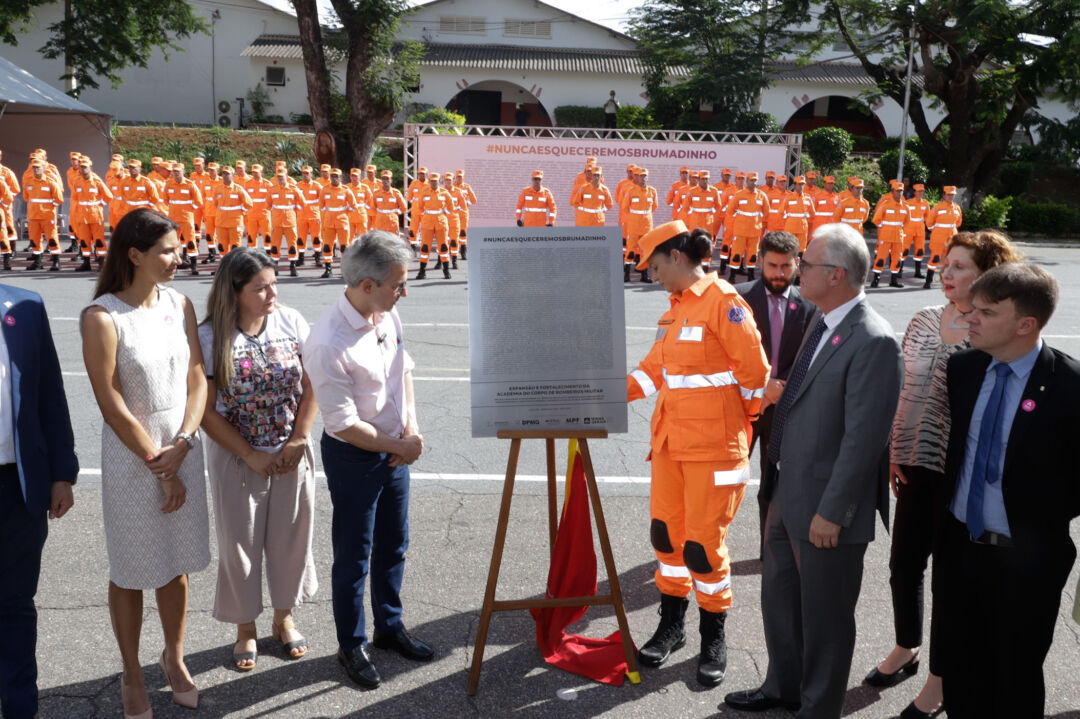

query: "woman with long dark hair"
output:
81 208 210 718
198 248 318 671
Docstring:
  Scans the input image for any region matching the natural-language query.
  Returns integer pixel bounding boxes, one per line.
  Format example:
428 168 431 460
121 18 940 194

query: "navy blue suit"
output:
0 284 78 719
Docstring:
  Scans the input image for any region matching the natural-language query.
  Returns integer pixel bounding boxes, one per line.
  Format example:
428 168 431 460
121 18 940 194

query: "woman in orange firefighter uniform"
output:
627 220 770 688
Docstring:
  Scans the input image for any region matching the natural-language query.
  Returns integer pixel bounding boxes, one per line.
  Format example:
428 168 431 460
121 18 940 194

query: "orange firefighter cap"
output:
532 170 544 179
851 178 865 188
823 175 836 183
350 168 362 176
151 156 163 164
679 165 690 173
806 170 818 178
793 175 805 183
69 151 80 159
192 157 204 165
301 165 313 173
944 185 957 194
172 162 185 171
30 160 44 168
207 162 220 170
128 159 142 168
381 170 393 178
417 166 428 174
235 160 246 168
913 183 925 191
847 176 858 185
220 165 234 173
889 179 904 190
698 170 710 179
276 168 287 176
456 169 465 177
765 170 776 178
330 168 342 176
778 174 788 182
636 220 689 271
635 167 649 176
444 172 454 180
251 164 264 173
721 168 732 175
78 157 92 167
365 164 376 172
688 171 699 178
111 154 124 162
747 171 760 180
592 166 602 174
735 171 746 179
320 164 332 173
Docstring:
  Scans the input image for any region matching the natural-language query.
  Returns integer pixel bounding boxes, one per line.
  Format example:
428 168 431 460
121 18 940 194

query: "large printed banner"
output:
416 134 790 228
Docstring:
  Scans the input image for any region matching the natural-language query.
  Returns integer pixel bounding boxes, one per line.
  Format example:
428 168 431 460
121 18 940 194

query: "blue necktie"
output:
768 317 828 463
965 363 1013 539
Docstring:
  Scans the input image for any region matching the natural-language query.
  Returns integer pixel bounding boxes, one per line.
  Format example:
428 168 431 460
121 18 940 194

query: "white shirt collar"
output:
822 292 864 330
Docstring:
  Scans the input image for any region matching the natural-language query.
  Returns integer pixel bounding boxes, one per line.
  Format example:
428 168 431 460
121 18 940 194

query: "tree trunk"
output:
291 0 333 150
342 32 396 168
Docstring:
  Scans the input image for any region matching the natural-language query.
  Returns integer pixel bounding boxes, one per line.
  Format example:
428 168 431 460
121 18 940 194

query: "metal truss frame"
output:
403 123 804 186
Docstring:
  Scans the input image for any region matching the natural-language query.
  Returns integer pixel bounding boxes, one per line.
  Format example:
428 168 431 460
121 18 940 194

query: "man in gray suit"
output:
725 223 903 718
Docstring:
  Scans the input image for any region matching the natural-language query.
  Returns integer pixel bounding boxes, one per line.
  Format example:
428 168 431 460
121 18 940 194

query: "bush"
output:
878 149 929 186
1006 197 1080 236
407 107 465 126
672 111 780 134
839 157 886 209
963 195 1013 230
997 161 1036 193
804 127 853 173
289 112 314 125
553 105 605 127
616 105 662 130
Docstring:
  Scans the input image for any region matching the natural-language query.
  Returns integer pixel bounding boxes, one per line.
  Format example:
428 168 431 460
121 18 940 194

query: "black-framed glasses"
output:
798 260 838 273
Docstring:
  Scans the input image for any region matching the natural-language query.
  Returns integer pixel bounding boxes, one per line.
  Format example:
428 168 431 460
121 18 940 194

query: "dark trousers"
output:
760 468 867 719
748 405 776 560
887 464 945 674
0 465 48 719
321 433 410 653
938 515 1070 718
604 113 617 128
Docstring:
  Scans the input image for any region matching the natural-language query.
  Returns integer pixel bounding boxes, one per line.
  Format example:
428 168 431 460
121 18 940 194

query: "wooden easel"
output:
466 429 640 695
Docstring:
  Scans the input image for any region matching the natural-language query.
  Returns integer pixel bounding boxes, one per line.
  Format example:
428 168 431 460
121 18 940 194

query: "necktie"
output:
965 363 1013 539
768 317 828 463
769 294 784 378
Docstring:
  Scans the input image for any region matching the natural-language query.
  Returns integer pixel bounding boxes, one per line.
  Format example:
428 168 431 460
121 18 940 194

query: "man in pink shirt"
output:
304 230 432 689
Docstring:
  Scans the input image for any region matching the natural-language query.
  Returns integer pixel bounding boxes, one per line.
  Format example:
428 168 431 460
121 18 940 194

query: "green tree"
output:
804 127 853 172
792 0 1080 196
629 0 809 126
291 0 422 169
0 0 207 96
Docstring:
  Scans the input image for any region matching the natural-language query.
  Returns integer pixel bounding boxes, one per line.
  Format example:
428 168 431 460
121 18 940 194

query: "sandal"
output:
233 625 258 671
272 616 308 659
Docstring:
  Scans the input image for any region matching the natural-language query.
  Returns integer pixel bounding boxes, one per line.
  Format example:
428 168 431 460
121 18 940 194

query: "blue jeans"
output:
321 433 410 653
0 465 48 719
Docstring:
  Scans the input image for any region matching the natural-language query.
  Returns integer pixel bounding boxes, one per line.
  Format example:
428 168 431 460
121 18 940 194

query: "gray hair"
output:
813 223 870 291
341 230 413 287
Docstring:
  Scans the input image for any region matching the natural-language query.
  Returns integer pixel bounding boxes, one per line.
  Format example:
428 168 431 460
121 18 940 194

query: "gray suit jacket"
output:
775 298 903 544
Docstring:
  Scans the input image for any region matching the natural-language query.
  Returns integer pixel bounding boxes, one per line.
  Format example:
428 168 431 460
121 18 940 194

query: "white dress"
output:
90 286 210 589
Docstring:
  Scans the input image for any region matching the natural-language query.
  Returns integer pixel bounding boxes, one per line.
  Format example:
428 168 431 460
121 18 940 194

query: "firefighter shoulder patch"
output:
727 306 745 325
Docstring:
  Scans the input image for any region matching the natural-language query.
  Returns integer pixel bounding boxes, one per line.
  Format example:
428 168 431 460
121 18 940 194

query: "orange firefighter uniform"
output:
832 181 870 236
0 181 11 257
23 168 64 256
572 157 598 193
684 173 723 238
570 174 614 227
123 163 165 216
765 174 788 233
244 167 273 243
810 177 839 240
189 158 209 241
269 175 305 264
728 175 769 272
70 161 113 258
904 185 930 266
674 171 698 225
319 175 357 265
296 167 323 256
407 168 429 244
628 220 770 613
719 173 746 266
194 164 221 251
515 172 557 227
442 174 464 260
164 167 204 258
347 170 373 238
105 163 127 229
371 172 408 234
666 167 690 222
872 182 910 282
415 180 454 277
623 170 658 266
454 170 478 251
781 179 814 251
212 177 254 255
925 188 962 272
0 161 19 246
615 165 638 239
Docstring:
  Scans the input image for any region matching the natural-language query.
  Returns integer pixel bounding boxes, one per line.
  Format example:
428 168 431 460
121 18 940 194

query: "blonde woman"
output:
198 247 318 671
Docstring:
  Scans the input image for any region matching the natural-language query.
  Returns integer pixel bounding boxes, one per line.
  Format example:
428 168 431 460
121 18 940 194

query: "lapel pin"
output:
1039 386 1045 392
1022 399 1036 412
3 315 14 327
789 301 798 311
831 334 841 346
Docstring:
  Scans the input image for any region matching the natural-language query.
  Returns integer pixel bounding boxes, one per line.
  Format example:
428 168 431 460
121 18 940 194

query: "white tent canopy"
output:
0 55 112 227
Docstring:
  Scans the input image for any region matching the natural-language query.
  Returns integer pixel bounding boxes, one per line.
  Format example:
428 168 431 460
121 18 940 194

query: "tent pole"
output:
0 103 7 123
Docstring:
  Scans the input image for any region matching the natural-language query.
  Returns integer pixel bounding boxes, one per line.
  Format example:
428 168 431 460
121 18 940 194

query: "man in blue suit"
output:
0 284 78 719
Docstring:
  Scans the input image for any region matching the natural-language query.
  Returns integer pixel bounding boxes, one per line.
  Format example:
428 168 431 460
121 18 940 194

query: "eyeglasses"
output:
798 260 838 273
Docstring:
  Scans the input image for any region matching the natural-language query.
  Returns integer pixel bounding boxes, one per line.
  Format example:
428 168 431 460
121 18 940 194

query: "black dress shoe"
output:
864 654 919 687
900 700 944 718
723 688 800 712
372 628 435 662
338 645 381 689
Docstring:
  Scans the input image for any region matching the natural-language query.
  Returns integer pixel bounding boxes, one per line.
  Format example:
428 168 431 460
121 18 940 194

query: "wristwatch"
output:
175 432 195 450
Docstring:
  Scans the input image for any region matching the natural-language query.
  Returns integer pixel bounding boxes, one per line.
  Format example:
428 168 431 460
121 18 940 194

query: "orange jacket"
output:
833 196 870 231
926 201 963 244
212 182 253 229
872 196 909 243
730 188 769 236
296 180 322 220
570 182 613 225
781 191 813 235
0 182 11 232
244 177 273 218
347 181 373 226
765 185 788 232
23 176 64 220
269 184 304 228
416 185 454 223
516 185 557 226
683 185 722 232
319 185 358 219
454 181 478 217
623 184 658 228
905 197 930 234
123 175 164 213
191 172 219 217
23 164 61 194
628 273 770 464
164 178 203 224
70 173 113 225
666 180 687 210
371 186 407 223
811 191 839 230
106 171 126 224
1 164 20 198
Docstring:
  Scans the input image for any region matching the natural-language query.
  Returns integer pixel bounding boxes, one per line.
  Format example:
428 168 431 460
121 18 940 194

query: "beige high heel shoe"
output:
159 650 198 709
121 674 153 719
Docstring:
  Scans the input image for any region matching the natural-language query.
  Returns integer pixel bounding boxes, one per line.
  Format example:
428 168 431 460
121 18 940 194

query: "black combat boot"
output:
2 253 10 271
66 237 78 253
297 252 305 266
640 269 652 283
913 260 924 279
624 264 631 283
870 273 881 288
746 269 755 281
433 258 443 270
26 254 42 270
49 255 61 272
720 258 728 272
76 257 92 272
637 594 689 667
452 257 458 270
697 608 728 687
189 256 200 276
96 256 103 270
443 264 451 279
728 267 738 283
889 273 903 288
289 261 298 277
321 263 332 279
202 248 217 264
460 244 467 260
416 263 427 280
923 269 934 289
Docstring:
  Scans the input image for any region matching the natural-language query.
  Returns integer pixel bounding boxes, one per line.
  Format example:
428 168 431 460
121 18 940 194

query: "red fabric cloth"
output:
530 449 630 685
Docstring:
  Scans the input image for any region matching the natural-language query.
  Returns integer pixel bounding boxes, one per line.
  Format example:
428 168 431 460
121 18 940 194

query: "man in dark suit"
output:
937 263 1079 718
725 223 903 718
0 284 78 719
737 231 819 560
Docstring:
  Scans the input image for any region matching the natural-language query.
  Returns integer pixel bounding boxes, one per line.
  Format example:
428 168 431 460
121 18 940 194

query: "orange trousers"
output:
216 226 243 255
297 216 321 252
905 229 926 261
419 217 448 263
321 214 351 263
246 213 270 241
176 221 198 257
74 220 106 257
873 240 903 272
927 235 950 271
649 448 747 612
270 226 299 261
718 225 735 261
371 212 400 234
626 217 653 263
447 214 461 258
28 219 59 254
459 211 470 245
202 214 217 244
730 234 761 269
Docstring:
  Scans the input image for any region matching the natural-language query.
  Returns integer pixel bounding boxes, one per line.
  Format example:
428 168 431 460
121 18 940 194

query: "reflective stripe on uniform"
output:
629 209 650 215
880 221 903 226
739 385 766 400
630 369 657 398
658 562 691 578
522 207 548 212
693 577 731 595
714 467 749 486
218 205 243 211
662 369 737 389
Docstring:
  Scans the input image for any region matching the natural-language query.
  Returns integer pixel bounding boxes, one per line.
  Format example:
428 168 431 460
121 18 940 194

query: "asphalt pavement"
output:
5 241 1080 718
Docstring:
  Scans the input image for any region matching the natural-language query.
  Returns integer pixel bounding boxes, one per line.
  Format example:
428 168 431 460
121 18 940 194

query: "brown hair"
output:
652 227 713 264
946 229 1024 273
93 209 179 298
970 263 1058 328
202 248 276 387
761 230 799 258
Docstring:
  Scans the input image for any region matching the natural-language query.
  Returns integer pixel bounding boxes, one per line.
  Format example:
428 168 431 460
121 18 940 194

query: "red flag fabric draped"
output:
529 440 630 685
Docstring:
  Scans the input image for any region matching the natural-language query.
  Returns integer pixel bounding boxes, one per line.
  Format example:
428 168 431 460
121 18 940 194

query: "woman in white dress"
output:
81 208 211 719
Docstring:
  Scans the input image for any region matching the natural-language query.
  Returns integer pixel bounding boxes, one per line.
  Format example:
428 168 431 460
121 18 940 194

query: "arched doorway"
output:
446 80 552 127
783 95 886 139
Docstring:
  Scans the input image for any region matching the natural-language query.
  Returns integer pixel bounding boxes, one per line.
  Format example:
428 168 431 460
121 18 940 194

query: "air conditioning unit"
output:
218 115 232 127
218 100 231 113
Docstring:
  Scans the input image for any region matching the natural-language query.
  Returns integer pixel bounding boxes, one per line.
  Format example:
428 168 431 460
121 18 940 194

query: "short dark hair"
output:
970 263 1058 328
760 231 799 258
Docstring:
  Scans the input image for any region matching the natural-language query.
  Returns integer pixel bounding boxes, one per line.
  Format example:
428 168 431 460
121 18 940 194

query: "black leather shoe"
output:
338 645 381 689
900 700 943 718
723 688 800 712
864 654 919 687
372 628 435 662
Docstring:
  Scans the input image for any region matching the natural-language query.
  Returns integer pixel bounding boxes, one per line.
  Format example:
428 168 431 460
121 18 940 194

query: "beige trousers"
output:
206 437 318 624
